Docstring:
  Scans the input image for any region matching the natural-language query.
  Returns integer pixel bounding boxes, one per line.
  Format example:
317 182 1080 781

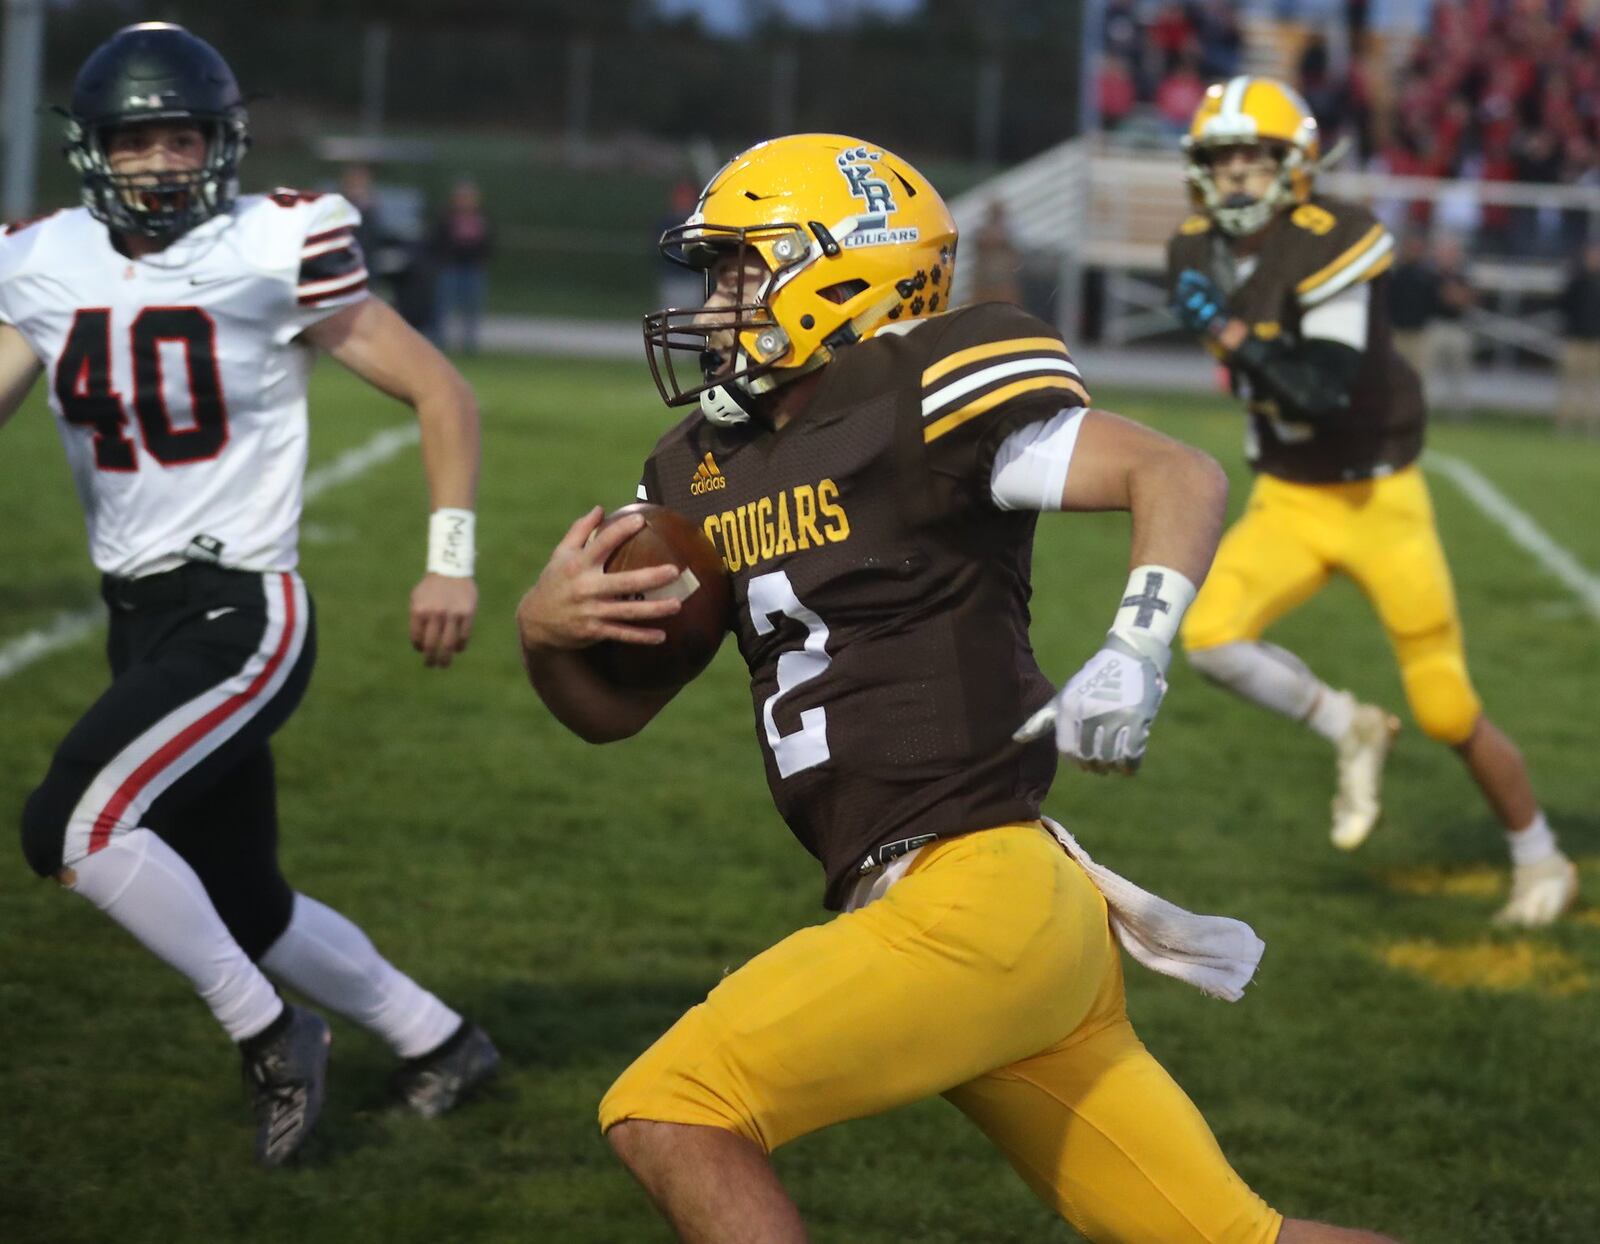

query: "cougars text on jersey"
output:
636 302 1082 907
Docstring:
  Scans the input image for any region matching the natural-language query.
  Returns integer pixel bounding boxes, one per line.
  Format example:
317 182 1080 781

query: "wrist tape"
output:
1108 564 1197 672
427 508 475 578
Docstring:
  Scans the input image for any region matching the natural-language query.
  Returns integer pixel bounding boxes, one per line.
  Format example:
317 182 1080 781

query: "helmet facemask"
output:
646 219 876 426
645 222 787 422
66 111 247 240
1183 139 1304 237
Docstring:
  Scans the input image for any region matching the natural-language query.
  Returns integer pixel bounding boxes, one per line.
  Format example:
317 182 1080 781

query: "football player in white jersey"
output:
0 23 498 1166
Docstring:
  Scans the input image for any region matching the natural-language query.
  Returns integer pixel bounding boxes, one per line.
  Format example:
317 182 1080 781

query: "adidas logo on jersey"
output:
689 452 727 495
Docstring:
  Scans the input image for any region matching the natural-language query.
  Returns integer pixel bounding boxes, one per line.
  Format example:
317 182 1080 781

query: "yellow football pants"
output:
600 824 1282 1244
1182 466 1482 744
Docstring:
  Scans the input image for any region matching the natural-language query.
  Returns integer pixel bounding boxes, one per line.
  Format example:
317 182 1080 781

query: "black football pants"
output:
20 563 315 959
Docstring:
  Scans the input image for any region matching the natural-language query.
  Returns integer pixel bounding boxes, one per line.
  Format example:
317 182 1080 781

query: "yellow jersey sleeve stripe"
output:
922 336 1069 388
1295 223 1386 298
923 375 1089 443
1299 232 1395 308
923 356 1082 419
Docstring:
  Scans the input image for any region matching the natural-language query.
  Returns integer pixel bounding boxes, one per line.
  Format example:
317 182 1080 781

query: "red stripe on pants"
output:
87 575 298 853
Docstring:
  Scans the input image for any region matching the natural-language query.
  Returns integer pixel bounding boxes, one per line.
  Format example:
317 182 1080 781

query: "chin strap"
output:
699 383 758 427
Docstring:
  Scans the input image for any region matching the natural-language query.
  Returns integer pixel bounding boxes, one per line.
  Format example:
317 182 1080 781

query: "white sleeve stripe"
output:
303 224 355 246
635 482 649 500
989 406 1088 512
300 235 357 261
1298 233 1394 308
923 357 1082 419
297 268 370 297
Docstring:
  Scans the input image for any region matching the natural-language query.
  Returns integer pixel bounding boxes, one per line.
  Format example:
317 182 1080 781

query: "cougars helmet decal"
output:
644 133 958 423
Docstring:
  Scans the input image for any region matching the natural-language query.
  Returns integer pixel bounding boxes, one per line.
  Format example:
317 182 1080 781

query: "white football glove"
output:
1014 633 1169 775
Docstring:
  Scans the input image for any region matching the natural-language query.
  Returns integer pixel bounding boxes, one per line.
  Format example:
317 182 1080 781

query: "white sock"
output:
68 828 284 1042
1187 641 1348 738
1305 687 1358 743
260 893 460 1059
1507 811 1559 867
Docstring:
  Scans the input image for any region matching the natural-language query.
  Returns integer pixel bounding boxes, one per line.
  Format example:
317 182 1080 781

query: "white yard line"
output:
0 425 420 683
1427 450 1600 624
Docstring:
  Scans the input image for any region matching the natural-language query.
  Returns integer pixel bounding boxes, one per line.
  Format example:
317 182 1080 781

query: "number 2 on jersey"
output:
55 307 229 470
747 570 832 778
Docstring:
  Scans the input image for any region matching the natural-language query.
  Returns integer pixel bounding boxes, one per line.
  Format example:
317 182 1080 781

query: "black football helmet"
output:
63 23 249 239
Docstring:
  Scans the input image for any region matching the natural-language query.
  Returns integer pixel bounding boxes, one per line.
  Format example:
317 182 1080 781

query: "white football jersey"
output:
0 191 369 576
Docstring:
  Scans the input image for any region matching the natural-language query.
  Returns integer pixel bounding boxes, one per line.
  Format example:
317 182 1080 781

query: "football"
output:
584 503 733 690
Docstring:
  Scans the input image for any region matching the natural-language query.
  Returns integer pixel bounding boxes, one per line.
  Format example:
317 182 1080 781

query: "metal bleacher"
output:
949 139 1600 367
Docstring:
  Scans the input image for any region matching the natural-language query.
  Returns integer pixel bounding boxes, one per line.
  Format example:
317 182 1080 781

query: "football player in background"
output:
517 134 1397 1244
1166 77 1577 927
0 24 498 1166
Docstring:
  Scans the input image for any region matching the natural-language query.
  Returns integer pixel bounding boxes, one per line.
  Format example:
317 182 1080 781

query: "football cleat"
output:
1329 702 1400 851
391 1021 501 1119
241 1005 331 1168
1494 852 1579 927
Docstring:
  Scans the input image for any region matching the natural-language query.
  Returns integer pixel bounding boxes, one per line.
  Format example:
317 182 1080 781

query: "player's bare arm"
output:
516 506 685 742
0 323 43 428
1015 410 1228 774
305 297 481 668
1058 408 1228 585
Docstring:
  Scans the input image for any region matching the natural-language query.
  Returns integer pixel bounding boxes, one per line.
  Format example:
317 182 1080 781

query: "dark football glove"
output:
1171 269 1227 336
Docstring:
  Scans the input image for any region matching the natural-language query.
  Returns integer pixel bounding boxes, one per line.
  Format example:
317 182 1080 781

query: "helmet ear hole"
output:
817 279 869 305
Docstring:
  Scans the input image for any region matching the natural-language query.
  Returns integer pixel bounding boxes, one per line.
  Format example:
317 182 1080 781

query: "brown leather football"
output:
584 503 733 689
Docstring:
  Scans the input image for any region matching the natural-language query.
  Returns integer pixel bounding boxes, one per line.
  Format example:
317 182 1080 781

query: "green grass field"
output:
1 357 1596 1244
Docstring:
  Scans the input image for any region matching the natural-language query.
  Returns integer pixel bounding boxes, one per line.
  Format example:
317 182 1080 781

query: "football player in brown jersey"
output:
1166 76 1577 927
518 134 1397 1244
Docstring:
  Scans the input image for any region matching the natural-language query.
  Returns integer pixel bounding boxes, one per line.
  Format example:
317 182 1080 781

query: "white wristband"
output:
1108 564 1196 661
427 508 475 578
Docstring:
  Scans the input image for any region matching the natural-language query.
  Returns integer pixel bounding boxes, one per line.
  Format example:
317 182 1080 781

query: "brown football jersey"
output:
1167 195 1425 483
640 302 1087 908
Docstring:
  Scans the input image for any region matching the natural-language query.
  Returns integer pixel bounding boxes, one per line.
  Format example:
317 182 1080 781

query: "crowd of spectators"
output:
1368 0 1600 255
338 165 496 355
1095 2 1600 421
1097 1 1246 137
1099 1 1600 255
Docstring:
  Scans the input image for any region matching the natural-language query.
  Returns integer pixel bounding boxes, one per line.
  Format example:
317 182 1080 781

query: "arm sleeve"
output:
988 406 1088 511
1298 280 1370 348
919 302 1092 491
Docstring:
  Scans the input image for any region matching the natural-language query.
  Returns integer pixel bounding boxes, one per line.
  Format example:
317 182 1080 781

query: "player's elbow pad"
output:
1231 337 1361 421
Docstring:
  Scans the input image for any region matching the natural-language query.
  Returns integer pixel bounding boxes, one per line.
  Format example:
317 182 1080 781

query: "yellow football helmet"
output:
644 133 958 425
1183 76 1320 236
